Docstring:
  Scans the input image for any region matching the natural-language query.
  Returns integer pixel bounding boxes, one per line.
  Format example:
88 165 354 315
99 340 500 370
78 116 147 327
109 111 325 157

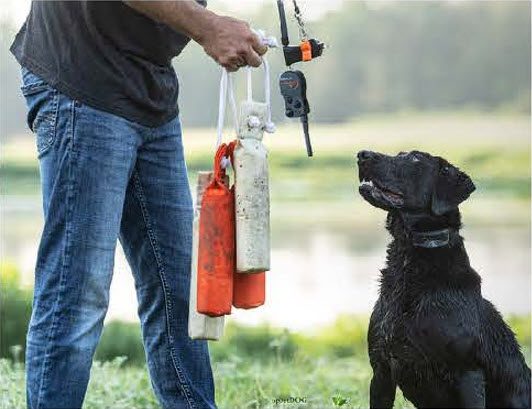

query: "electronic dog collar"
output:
410 228 459 249
399 211 461 249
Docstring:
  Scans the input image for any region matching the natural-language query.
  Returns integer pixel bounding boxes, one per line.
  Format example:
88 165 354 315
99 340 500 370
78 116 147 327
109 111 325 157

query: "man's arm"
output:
125 1 268 72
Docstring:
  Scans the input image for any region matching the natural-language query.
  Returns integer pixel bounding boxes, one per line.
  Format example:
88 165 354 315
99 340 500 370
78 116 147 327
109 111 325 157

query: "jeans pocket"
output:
21 69 59 158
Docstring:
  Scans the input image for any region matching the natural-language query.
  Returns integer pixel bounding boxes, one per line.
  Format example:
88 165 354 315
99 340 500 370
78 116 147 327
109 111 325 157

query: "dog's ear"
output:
431 159 476 216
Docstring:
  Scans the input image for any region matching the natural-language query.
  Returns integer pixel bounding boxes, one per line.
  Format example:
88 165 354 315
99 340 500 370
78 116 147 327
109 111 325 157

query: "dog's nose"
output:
357 150 376 161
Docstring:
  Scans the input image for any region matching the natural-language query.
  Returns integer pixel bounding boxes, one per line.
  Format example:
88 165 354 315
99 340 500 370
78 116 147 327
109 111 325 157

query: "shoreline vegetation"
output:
2 113 530 228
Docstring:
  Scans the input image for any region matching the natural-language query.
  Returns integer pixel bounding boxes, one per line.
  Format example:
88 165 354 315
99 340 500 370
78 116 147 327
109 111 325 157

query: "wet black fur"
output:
357 150 531 409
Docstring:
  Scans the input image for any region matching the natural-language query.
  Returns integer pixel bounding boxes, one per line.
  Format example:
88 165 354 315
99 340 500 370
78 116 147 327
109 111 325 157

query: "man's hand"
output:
125 1 268 72
198 16 268 72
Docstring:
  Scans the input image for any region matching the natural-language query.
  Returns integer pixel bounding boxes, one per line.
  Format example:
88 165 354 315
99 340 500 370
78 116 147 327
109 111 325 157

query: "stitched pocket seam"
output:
36 90 59 158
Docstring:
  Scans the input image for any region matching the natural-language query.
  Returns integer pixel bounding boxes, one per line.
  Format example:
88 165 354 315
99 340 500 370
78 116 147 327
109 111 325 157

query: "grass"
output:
0 356 393 409
1 315 530 409
2 348 529 409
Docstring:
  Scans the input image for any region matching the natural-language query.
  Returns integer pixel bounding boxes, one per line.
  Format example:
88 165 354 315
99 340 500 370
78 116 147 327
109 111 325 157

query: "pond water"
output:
2 196 530 331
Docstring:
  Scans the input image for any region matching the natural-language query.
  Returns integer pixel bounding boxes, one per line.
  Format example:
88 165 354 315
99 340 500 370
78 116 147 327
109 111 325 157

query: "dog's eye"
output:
412 155 420 162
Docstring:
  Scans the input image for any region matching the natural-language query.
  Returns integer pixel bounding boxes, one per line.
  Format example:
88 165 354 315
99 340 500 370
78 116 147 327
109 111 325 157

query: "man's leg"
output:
23 73 139 408
119 117 215 409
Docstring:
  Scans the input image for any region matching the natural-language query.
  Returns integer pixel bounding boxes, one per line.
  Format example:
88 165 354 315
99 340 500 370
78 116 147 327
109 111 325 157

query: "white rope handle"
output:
228 74 238 134
262 58 275 133
246 67 253 103
245 58 276 133
215 69 228 149
216 68 239 150
216 29 277 152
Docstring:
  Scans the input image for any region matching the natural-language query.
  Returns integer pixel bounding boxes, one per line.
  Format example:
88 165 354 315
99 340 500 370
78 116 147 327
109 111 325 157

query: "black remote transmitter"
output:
279 70 313 157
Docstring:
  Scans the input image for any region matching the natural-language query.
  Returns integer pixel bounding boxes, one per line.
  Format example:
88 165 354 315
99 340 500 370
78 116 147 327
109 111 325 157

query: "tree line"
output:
1 1 530 137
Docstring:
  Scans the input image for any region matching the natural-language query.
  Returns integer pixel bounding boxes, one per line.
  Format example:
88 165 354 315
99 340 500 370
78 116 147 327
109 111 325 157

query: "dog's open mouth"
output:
359 178 404 207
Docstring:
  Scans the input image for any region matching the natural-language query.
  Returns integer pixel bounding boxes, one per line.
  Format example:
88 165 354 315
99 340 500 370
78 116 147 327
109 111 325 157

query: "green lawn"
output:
0 356 412 409
2 348 530 409
1 314 530 409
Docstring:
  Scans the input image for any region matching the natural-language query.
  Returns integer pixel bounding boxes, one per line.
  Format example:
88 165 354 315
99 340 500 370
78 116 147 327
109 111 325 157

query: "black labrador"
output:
357 150 531 409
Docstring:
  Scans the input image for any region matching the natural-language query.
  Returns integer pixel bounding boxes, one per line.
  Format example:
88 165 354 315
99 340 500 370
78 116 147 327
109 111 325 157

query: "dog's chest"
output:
379 300 420 363
378 268 430 362
378 301 462 408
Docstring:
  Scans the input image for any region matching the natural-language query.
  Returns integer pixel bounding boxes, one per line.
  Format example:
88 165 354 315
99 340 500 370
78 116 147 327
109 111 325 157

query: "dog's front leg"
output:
455 370 485 409
370 365 396 409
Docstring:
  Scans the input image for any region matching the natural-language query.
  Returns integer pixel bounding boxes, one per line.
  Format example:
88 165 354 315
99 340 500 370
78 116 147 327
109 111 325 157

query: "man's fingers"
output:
244 47 262 68
235 56 246 67
251 33 268 56
256 43 268 57
220 54 246 71
202 15 273 71
214 22 269 71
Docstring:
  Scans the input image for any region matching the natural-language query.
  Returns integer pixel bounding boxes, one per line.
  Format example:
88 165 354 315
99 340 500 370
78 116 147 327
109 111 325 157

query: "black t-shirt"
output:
11 0 206 127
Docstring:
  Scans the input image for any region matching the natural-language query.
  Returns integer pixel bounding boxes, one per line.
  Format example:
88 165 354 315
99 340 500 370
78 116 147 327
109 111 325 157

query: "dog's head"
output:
357 150 475 216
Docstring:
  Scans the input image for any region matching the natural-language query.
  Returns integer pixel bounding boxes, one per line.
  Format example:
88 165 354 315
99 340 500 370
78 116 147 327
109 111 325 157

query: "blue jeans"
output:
20 67 216 409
